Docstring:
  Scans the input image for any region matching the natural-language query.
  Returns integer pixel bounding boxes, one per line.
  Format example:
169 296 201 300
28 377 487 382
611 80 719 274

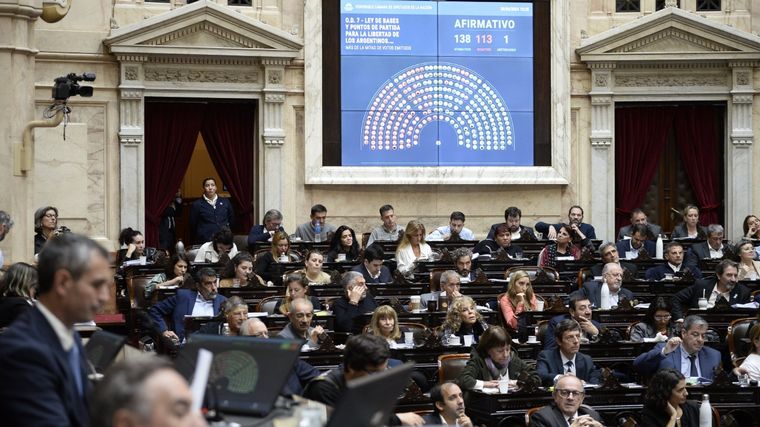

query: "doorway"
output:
143 99 258 248
614 102 725 236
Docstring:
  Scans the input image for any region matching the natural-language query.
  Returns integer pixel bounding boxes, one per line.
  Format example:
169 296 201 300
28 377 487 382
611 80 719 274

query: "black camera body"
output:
52 72 96 100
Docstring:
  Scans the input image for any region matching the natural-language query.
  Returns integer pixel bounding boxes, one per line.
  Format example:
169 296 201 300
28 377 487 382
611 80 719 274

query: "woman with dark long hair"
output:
33 206 58 255
220 252 265 287
144 253 191 299
642 368 699 427
326 225 360 262
537 225 583 268
630 297 678 342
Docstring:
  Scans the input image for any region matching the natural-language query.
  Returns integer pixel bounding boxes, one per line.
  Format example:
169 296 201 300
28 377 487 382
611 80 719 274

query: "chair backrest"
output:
324 296 342 312
256 295 283 315
233 234 249 252
187 244 201 262
126 273 153 309
712 406 720 426
429 268 448 293
525 405 544 427
362 232 371 249
577 267 593 289
727 317 757 361
536 319 550 344
505 266 558 282
437 353 470 384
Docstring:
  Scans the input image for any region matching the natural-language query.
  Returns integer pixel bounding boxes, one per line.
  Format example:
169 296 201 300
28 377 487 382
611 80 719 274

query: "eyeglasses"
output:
654 315 672 321
556 389 584 398
44 214 57 218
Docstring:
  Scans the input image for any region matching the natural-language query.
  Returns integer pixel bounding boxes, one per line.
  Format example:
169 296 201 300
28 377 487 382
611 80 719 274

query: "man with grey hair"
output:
575 263 635 309
634 315 722 382
686 224 727 268
247 209 286 246
239 317 320 395
277 297 325 348
451 247 477 282
332 271 378 333
0 210 13 269
0 233 112 426
421 270 464 310
90 353 206 427
589 242 637 278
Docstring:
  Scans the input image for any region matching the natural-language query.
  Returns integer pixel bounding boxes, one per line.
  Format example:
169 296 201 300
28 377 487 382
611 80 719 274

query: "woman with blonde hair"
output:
254 231 298 286
498 270 538 330
274 273 323 315
395 220 433 277
441 296 489 345
736 240 760 281
671 205 707 239
369 305 402 344
0 262 37 328
295 250 332 285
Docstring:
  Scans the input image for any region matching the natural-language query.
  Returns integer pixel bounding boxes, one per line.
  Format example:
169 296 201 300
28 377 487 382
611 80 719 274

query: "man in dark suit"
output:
351 244 392 284
473 223 524 259
578 263 635 309
530 375 603 427
615 223 656 260
670 259 749 320
686 224 727 268
486 206 537 241
543 296 602 350
537 319 602 386
645 241 703 281
633 315 722 382
589 242 637 277
535 205 597 240
617 208 662 240
247 208 286 247
422 382 474 426
0 234 112 427
451 247 478 282
148 267 227 342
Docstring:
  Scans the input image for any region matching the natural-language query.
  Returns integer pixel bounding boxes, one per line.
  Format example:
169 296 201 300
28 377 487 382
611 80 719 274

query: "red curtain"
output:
144 102 205 246
201 103 255 232
615 106 677 231
674 106 720 225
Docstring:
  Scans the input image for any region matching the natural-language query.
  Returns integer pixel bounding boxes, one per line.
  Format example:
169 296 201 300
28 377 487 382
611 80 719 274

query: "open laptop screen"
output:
175 335 301 417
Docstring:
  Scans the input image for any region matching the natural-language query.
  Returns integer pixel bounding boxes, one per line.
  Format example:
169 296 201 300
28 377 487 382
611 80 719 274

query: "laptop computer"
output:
83 330 127 374
326 362 415 427
175 335 301 418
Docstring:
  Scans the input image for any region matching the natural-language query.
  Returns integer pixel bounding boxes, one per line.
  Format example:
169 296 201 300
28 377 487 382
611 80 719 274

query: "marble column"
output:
0 1 41 261
117 59 146 231
261 59 288 213
727 63 755 238
588 65 616 241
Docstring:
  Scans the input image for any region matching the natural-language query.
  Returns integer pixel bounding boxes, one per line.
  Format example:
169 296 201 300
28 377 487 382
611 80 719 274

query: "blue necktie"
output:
68 342 84 397
689 354 698 378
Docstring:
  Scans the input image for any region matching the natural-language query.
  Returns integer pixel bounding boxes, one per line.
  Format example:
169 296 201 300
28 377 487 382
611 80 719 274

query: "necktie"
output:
688 354 698 378
567 416 575 426
68 343 84 397
565 360 574 374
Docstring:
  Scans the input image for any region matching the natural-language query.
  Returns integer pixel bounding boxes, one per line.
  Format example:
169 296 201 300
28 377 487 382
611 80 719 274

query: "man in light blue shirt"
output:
427 211 475 241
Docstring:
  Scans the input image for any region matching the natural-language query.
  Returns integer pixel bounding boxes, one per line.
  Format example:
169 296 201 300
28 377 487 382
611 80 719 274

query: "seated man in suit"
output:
537 319 602 386
617 208 662 241
589 242 637 278
303 334 423 425
246 208 286 246
544 296 602 350
90 354 206 427
645 241 703 281
577 263 634 309
473 223 524 259
530 375 603 427
451 247 477 283
239 317 320 396
351 244 393 284
486 206 537 241
616 223 656 260
686 224 727 268
0 234 111 427
670 259 749 321
148 267 227 343
332 271 378 333
277 297 325 349
535 205 597 240
633 315 722 382
423 382 474 426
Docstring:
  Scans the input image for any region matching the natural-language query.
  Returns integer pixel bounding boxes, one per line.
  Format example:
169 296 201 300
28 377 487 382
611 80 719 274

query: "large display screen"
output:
340 0 534 166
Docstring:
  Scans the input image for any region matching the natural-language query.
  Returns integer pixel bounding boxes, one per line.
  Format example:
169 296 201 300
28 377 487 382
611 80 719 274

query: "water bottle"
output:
699 394 711 427
656 234 664 259
175 238 185 255
600 278 611 310
314 222 322 242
